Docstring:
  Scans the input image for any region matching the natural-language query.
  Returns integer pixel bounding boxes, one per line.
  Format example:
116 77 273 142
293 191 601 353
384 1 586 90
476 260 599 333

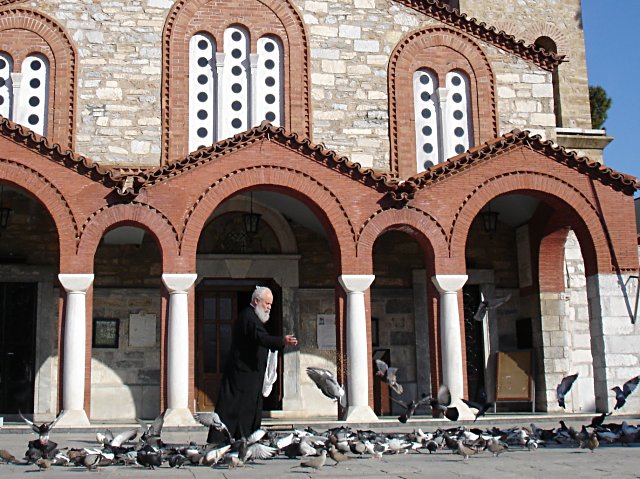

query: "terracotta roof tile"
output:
0 116 131 193
396 0 564 70
407 129 640 195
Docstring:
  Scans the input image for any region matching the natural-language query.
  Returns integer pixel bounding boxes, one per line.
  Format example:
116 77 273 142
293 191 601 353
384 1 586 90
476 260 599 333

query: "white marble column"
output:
162 273 198 426
57 273 94 426
432 274 474 419
339 274 378 422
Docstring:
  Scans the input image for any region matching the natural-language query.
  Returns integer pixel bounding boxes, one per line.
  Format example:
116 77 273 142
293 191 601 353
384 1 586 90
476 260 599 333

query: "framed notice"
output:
316 314 336 350
93 318 120 349
495 350 533 401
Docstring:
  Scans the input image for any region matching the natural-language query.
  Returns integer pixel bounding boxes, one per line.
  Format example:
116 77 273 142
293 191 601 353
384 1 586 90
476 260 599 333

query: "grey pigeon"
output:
556 373 579 408
375 359 403 394
612 375 640 410
306 367 347 407
391 394 430 423
473 293 511 321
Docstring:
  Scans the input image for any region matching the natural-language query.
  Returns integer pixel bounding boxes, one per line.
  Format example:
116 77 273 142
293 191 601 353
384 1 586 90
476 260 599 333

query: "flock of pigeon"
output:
0 366 636 471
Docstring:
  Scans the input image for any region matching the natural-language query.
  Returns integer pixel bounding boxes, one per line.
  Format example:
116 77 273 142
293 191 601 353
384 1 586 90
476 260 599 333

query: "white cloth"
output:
262 349 278 397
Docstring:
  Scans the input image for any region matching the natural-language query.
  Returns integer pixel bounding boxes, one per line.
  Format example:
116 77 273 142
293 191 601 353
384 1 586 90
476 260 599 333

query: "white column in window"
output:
413 69 440 172
444 70 473 159
249 53 259 127
222 26 250 138
0 53 13 119
16 54 48 136
215 52 226 140
189 33 216 152
256 36 283 126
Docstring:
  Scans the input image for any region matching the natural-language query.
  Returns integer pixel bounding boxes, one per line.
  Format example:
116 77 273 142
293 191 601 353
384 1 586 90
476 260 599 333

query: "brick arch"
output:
162 0 310 163
180 166 355 271
0 158 76 266
389 26 496 178
76 203 181 272
449 172 608 276
0 7 77 150
521 23 569 55
356 207 448 272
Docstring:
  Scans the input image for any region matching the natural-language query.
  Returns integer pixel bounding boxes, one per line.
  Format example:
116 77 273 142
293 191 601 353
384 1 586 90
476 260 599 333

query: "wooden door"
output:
195 291 236 411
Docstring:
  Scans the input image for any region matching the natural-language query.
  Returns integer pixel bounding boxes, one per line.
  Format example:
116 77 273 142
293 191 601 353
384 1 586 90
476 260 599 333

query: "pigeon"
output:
391 394 430 423
473 293 511 321
611 375 640 410
97 427 139 448
455 440 477 460
556 373 579 408
306 367 347 407
19 411 62 445
300 449 327 470
195 411 233 444
461 388 492 422
374 359 403 394
136 413 165 448
487 437 507 457
0 449 17 464
35 458 51 471
430 385 459 421
588 412 612 429
328 444 350 465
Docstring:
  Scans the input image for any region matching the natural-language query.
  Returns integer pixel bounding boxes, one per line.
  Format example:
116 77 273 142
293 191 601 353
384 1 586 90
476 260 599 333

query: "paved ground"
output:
0 415 637 478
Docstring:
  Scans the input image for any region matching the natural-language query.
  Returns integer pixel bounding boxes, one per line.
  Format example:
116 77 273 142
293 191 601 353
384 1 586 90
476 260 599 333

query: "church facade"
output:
0 0 638 425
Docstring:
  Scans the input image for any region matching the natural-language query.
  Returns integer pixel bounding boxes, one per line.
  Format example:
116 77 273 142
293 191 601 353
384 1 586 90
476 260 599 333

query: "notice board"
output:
495 350 533 401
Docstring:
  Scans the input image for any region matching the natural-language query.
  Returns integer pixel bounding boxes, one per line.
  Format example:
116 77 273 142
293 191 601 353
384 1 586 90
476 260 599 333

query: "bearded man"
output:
210 286 297 442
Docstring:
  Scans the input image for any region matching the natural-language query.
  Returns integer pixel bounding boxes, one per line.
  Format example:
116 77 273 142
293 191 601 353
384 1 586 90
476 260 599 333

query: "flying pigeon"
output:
611 374 640 410
374 359 403 394
461 388 493 422
556 373 579 408
473 293 512 322
194 411 233 444
306 367 347 407
428 385 459 421
390 394 430 423
19 410 62 445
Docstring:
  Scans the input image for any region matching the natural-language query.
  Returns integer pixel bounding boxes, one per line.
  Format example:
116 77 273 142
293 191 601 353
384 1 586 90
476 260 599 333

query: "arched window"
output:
0 8 76 149
0 52 13 119
535 36 561 127
413 68 440 171
16 54 49 136
188 28 285 152
165 0 310 163
389 27 496 178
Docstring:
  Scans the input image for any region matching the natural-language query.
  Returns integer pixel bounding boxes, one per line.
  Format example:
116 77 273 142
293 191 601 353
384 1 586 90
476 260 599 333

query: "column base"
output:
344 405 378 422
55 409 90 427
163 408 198 426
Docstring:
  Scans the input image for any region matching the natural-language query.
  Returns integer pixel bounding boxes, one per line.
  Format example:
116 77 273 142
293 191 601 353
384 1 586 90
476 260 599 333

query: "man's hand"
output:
284 334 298 347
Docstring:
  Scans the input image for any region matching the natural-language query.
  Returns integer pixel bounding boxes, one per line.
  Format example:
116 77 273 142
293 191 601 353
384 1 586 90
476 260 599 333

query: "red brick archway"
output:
180 166 356 272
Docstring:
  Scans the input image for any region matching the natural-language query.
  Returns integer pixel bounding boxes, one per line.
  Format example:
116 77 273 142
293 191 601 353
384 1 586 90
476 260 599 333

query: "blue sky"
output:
582 1 639 184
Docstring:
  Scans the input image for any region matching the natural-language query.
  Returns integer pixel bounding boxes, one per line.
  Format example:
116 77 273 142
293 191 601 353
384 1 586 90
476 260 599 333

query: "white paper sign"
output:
316 314 336 350
129 313 157 347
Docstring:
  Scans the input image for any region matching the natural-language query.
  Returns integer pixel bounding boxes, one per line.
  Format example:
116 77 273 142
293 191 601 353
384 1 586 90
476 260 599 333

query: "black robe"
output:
212 305 284 441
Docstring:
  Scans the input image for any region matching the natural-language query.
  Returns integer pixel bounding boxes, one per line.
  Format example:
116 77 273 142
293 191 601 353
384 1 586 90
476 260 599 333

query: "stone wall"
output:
26 0 554 169
91 287 162 420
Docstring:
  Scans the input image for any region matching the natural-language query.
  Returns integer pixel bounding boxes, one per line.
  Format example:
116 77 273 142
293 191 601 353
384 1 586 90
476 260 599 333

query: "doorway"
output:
0 282 37 413
195 279 282 412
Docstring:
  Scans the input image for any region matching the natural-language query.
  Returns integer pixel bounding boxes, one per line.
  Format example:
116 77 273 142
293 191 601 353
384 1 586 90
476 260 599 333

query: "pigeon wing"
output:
390 396 408 410
437 385 452 407
488 293 512 310
623 375 640 397
18 410 40 434
110 428 138 448
473 302 488 322
461 398 482 411
374 359 388 375
557 373 579 396
147 413 165 437
247 443 277 460
307 367 341 401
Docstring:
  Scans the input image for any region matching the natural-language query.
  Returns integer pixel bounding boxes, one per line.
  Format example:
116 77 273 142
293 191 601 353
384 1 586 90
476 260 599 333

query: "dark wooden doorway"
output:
195 279 282 412
462 284 486 403
0 282 37 414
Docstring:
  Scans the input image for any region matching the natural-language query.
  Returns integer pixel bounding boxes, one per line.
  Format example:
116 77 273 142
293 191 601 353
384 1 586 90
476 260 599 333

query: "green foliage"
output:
589 85 612 129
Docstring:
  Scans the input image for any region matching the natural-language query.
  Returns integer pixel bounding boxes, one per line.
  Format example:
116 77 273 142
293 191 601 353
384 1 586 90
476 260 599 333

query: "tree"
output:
589 85 612 129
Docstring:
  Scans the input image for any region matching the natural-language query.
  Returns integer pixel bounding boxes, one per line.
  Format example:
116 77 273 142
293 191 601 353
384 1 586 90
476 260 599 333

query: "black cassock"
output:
212 305 284 441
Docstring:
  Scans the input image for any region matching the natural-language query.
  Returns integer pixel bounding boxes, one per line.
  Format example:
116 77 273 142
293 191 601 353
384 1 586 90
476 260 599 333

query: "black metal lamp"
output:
0 185 11 230
242 191 261 235
481 202 499 235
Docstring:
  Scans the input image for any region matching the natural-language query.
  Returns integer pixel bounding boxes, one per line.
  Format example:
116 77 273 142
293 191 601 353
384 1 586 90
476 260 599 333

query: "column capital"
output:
162 273 197 293
58 273 94 293
432 274 467 293
339 274 375 294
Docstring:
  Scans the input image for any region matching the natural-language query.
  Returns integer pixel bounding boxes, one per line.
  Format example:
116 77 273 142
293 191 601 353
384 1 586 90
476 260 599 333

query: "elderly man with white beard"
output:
209 286 298 443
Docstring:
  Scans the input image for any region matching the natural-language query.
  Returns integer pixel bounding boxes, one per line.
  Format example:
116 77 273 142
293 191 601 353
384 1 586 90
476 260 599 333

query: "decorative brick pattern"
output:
0 6 77 150
162 0 311 163
389 26 497 177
